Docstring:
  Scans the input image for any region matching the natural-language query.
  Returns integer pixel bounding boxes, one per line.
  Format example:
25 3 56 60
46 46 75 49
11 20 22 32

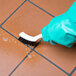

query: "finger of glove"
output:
49 40 56 45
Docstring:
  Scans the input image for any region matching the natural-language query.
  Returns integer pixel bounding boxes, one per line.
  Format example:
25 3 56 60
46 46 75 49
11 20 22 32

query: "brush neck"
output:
34 34 42 40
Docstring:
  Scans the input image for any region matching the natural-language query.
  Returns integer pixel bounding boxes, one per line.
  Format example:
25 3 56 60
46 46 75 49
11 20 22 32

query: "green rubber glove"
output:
41 1 76 47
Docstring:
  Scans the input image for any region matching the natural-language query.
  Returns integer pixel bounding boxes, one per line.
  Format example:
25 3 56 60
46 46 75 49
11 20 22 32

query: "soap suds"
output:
28 55 32 58
3 37 8 42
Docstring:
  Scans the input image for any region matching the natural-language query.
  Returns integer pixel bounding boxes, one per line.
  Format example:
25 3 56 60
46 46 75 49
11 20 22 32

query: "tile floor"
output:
0 0 76 76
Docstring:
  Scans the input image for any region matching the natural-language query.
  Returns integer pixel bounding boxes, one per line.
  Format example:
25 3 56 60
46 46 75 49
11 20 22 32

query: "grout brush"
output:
18 32 42 46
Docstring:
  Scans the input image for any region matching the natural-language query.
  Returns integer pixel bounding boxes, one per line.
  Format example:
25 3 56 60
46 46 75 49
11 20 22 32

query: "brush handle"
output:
19 32 42 42
34 34 42 40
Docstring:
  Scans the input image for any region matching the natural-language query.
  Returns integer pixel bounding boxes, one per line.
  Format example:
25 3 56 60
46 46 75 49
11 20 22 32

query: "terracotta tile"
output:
35 41 76 73
12 51 67 76
1 0 76 76
0 0 24 24
0 28 31 76
73 71 76 76
3 1 52 37
30 0 75 16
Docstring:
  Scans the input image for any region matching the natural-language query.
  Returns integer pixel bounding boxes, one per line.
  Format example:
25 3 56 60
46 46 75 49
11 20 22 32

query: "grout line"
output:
0 0 27 27
33 50 69 75
0 25 69 75
0 26 18 39
9 50 33 76
9 39 42 76
0 26 33 50
69 67 76 76
27 0 55 17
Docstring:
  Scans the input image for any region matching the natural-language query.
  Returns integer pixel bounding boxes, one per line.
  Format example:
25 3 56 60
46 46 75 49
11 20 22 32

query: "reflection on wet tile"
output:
0 0 24 24
3 1 52 38
30 0 75 16
35 41 76 73
12 51 67 76
0 28 31 76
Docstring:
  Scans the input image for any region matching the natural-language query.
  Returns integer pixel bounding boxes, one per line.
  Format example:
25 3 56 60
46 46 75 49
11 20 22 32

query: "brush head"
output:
18 32 42 46
18 37 38 46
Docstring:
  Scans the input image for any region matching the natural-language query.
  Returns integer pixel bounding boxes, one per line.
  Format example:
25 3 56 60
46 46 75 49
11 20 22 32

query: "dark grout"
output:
0 26 34 50
27 0 55 17
69 67 76 76
9 50 33 76
0 0 27 27
0 26 18 39
33 49 69 75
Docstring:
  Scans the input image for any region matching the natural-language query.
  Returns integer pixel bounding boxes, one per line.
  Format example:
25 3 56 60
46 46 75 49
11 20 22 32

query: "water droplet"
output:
33 55 35 56
28 55 32 58
3 37 8 42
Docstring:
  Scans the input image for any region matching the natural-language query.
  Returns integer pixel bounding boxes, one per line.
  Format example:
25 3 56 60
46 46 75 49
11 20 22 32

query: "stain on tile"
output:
30 0 75 16
3 1 52 38
11 51 67 76
0 28 31 76
35 41 76 73
0 0 24 24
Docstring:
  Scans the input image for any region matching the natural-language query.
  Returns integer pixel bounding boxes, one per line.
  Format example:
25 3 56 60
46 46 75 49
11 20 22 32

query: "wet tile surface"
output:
11 52 67 76
3 1 52 37
30 0 75 16
0 28 31 76
35 41 76 73
0 0 24 24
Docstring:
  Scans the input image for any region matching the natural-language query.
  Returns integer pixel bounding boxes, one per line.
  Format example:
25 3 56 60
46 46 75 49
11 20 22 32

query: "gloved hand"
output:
41 1 76 47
